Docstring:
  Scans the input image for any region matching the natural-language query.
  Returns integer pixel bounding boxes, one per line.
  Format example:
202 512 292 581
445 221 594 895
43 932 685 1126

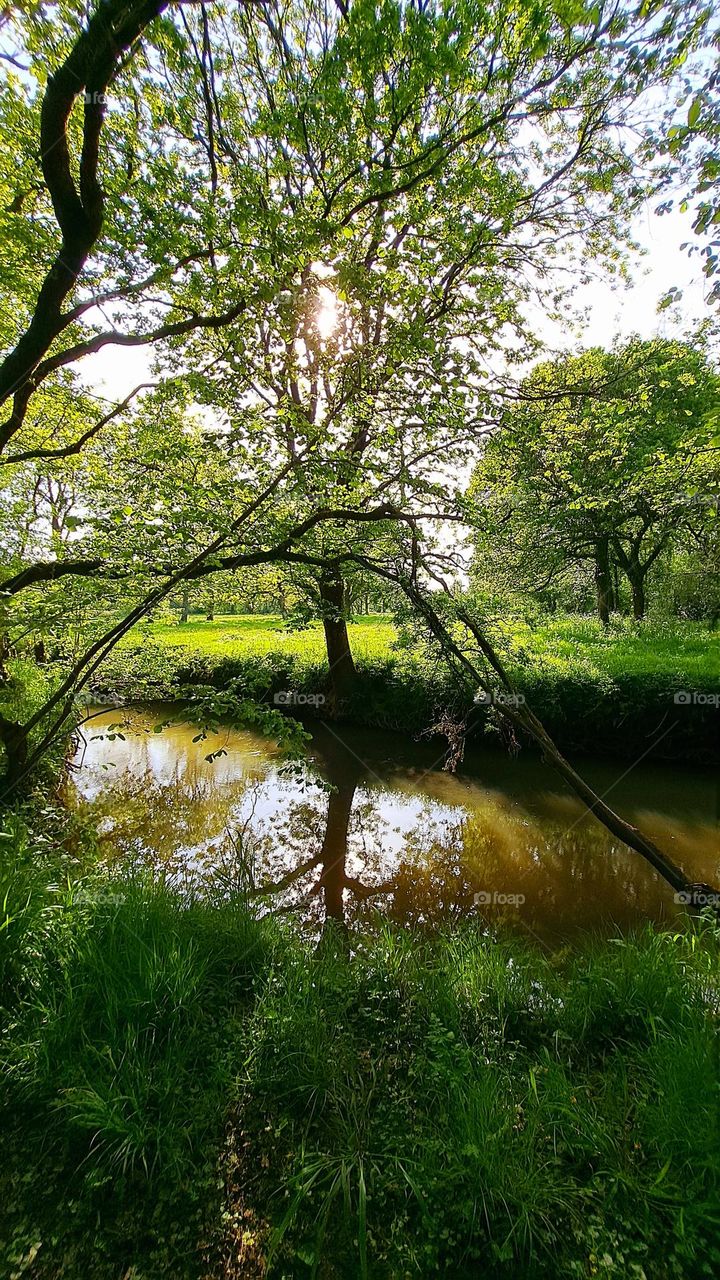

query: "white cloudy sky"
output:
565 202 711 347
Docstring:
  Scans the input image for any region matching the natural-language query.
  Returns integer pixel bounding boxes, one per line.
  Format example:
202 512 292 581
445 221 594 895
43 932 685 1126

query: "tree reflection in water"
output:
72 709 720 944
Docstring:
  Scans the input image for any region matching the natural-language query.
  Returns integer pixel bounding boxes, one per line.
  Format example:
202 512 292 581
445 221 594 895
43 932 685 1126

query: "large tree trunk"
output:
319 570 356 708
179 586 189 624
626 561 647 620
594 536 613 626
613 536 654 621
631 579 646 620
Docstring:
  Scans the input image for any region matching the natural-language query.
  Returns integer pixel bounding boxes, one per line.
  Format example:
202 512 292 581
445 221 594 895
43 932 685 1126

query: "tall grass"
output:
243 925 720 1277
0 823 279 1277
1 833 718 1278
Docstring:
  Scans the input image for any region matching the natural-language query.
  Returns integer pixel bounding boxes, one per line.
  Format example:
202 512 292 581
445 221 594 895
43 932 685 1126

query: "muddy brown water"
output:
70 705 719 943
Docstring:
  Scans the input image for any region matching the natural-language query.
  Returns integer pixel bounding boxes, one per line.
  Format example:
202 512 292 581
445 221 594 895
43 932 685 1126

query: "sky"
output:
568 202 712 348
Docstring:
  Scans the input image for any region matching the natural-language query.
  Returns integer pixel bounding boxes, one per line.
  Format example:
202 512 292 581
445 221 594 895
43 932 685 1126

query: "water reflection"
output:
71 707 720 943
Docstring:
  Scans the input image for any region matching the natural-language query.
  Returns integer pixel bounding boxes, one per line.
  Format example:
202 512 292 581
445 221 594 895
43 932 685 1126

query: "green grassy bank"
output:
92 613 720 761
1 809 719 1279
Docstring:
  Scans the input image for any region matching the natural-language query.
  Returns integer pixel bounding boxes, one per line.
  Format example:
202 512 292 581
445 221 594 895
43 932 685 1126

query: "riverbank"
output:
1 808 719 1279
91 614 720 762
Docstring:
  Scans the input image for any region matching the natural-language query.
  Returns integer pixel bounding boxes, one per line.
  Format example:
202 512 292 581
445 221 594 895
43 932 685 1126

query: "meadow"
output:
139 612 718 681
144 613 396 662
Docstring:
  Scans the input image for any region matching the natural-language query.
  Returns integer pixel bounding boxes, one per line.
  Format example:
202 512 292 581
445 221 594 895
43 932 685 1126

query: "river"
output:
70 705 719 944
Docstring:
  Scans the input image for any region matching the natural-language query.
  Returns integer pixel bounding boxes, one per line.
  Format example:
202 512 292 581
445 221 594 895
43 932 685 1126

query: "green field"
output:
142 612 719 683
503 614 719 681
144 613 396 662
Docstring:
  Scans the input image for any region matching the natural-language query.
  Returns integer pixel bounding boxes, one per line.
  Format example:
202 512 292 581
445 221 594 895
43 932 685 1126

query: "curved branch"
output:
1 382 155 465
0 0 169 447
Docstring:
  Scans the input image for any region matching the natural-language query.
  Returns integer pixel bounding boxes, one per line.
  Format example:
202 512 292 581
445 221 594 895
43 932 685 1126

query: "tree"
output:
1 0 717 910
163 0 714 688
469 338 719 622
2 0 708 527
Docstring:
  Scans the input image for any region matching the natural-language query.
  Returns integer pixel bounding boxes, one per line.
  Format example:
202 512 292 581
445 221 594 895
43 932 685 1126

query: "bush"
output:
90 612 720 761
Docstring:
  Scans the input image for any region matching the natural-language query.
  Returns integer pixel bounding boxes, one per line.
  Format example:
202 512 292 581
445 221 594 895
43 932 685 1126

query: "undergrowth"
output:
90 613 720 761
1 810 718 1278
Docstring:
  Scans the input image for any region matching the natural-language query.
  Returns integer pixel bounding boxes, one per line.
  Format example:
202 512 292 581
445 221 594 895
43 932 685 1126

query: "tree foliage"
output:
469 337 720 620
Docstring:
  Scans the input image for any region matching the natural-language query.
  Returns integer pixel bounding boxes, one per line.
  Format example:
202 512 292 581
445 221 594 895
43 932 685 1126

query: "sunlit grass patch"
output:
137 611 719 683
142 613 396 663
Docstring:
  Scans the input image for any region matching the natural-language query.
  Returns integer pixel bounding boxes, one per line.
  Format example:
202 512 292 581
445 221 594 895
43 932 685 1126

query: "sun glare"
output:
316 286 338 339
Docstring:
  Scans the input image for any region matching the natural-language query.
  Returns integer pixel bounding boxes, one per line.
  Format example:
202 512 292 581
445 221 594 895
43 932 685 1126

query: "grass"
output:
506 614 719 682
92 611 720 762
141 611 720 682
143 613 395 663
0 814 278 1279
1 812 719 1278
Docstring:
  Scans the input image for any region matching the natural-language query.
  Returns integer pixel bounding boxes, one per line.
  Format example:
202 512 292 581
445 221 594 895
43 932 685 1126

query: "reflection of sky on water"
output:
72 707 720 941
74 711 465 876
75 719 270 796
231 780 463 877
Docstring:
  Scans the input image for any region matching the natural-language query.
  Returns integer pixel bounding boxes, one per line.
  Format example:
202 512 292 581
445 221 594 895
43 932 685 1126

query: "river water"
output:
70 706 719 943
